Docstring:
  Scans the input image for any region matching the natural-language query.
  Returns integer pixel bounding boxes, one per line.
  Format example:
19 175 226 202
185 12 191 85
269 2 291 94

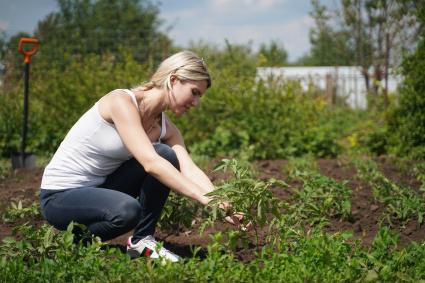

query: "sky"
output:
0 0 336 62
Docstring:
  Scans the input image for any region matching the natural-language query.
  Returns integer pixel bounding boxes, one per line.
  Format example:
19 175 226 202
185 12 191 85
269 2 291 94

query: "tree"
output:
387 1 425 159
297 0 354 66
34 0 171 65
304 0 419 108
340 0 418 107
257 40 288 66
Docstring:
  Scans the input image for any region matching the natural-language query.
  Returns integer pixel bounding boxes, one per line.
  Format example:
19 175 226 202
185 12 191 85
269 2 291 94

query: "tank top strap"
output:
121 89 138 109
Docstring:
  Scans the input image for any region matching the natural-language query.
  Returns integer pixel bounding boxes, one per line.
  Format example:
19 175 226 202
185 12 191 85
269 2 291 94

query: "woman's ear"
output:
169 74 178 86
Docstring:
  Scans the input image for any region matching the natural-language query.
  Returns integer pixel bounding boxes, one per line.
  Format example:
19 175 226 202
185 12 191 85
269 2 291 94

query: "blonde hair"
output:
133 50 211 92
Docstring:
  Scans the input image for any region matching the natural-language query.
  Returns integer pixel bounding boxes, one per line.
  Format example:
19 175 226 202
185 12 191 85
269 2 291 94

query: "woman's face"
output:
169 77 208 116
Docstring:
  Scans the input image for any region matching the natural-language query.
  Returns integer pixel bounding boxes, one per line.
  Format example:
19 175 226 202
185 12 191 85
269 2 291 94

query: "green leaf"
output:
365 270 378 282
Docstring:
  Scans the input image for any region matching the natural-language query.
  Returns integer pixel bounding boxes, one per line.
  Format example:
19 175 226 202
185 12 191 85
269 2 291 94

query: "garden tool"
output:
11 37 40 169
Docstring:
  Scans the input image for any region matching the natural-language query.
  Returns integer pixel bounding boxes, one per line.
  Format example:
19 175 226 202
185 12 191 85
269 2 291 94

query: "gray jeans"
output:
40 143 179 242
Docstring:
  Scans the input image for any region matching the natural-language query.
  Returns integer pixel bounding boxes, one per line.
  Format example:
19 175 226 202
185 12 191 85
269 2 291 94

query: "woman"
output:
40 51 242 262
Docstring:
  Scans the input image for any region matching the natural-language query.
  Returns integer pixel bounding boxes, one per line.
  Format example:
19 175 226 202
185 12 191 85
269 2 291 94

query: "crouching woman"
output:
39 51 242 262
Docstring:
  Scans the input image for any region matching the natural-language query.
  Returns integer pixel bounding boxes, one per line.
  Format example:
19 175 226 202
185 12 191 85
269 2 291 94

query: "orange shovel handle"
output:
18 37 40 64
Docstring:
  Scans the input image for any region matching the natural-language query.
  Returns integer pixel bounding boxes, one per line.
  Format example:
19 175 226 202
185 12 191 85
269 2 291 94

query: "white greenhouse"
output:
256 66 402 109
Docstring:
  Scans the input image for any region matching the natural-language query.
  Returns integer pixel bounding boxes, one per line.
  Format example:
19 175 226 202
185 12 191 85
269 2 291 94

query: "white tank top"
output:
41 89 166 190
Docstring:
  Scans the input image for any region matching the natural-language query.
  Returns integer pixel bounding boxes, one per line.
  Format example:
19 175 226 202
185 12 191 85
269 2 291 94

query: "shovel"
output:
11 37 40 169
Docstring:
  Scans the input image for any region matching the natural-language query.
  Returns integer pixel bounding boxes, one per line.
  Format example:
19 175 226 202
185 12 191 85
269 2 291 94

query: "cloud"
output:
161 7 199 20
257 15 314 59
160 0 314 60
211 0 282 10
167 13 313 61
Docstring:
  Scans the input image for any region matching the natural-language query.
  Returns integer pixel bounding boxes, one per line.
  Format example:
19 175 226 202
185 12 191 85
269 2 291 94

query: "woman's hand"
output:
218 202 252 231
224 212 243 226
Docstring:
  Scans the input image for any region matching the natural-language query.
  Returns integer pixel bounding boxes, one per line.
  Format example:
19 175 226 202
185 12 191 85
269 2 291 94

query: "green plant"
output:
1 223 76 260
356 159 425 226
414 162 425 194
282 154 318 180
254 227 367 282
0 158 11 179
202 159 287 250
287 171 352 224
365 227 425 282
159 192 202 234
0 222 140 282
2 201 40 222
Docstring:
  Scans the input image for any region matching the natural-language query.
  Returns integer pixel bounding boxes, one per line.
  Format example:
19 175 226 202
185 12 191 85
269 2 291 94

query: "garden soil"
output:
1 157 424 262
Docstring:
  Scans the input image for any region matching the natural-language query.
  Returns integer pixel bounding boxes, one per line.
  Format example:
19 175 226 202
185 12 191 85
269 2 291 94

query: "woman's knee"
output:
154 143 180 170
109 198 142 229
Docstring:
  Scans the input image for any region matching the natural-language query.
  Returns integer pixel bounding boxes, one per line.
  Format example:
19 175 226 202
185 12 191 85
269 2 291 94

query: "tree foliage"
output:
301 0 418 107
257 40 288 67
297 0 355 66
21 0 170 66
387 2 425 159
341 0 417 95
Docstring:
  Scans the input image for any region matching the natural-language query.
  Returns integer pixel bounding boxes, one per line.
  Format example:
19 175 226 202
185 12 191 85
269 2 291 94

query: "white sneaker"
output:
127 235 180 262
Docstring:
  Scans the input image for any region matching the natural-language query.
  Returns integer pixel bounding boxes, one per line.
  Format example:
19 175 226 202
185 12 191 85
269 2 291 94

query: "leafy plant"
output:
413 162 425 194
356 159 425 226
159 192 202 234
202 159 287 250
282 154 318 180
2 201 40 222
287 171 352 224
0 222 139 282
0 158 11 180
364 227 425 282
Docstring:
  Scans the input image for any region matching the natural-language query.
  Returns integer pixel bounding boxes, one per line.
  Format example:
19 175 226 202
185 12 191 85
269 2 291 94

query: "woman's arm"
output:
163 115 249 228
162 120 214 196
103 91 210 205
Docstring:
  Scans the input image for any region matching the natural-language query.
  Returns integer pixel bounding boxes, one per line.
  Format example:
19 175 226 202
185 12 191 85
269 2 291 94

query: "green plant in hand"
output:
202 159 287 250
